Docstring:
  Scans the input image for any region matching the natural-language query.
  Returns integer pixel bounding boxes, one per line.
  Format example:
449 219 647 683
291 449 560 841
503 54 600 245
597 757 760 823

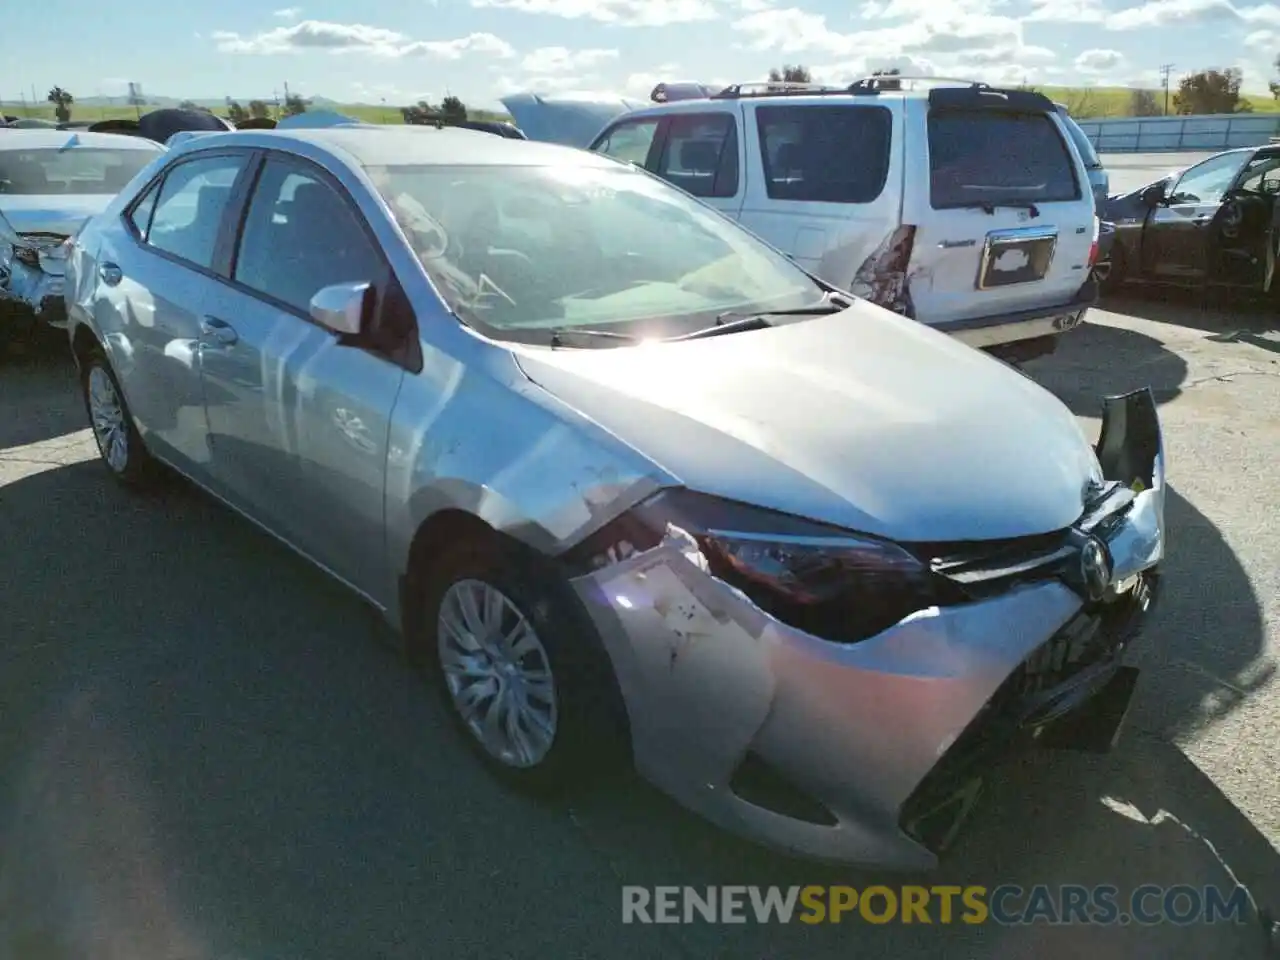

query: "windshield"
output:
0 146 156 195
365 162 826 344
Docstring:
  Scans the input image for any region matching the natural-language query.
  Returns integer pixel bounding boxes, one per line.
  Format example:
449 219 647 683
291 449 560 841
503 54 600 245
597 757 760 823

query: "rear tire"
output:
412 535 630 794
80 348 156 488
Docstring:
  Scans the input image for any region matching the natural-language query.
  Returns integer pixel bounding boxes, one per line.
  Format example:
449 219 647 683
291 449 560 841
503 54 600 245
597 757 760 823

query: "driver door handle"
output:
200 315 239 346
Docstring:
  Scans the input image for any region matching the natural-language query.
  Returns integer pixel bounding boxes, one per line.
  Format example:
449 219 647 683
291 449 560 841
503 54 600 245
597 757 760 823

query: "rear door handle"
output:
199 315 239 346
99 262 123 286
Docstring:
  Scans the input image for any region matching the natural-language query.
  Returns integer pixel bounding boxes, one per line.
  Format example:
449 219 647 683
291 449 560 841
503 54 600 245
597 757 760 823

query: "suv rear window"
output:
928 109 1080 209
756 104 891 204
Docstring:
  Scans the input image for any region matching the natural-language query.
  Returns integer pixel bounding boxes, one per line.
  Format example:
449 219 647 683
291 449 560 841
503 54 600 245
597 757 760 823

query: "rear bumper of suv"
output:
931 275 1099 349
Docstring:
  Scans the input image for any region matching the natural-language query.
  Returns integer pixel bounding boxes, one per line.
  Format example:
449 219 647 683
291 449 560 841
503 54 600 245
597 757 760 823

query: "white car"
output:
579 77 1101 363
0 130 164 334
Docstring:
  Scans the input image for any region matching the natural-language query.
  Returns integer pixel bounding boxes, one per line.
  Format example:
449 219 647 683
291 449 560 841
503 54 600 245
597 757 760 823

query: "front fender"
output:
383 346 672 598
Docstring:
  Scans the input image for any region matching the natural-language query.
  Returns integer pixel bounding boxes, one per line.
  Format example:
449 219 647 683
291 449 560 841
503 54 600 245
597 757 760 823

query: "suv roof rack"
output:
710 81 843 100
847 75 990 94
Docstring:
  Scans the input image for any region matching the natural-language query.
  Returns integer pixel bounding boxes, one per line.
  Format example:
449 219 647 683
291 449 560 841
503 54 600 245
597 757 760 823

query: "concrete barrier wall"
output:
1075 113 1280 152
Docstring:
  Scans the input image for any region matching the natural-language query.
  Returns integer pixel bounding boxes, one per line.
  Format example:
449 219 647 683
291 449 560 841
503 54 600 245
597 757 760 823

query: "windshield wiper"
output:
671 297 848 342
547 327 643 348
712 293 849 326
965 201 1041 218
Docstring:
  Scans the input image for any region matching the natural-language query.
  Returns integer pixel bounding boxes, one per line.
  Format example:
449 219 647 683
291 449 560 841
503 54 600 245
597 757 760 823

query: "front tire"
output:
415 536 629 793
80 349 155 487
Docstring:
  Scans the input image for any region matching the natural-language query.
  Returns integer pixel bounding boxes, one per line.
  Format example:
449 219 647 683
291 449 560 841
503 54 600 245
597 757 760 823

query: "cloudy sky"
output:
5 0 1279 108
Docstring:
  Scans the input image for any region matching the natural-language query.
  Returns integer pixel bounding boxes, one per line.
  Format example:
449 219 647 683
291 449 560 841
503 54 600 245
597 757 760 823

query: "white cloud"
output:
1075 48 1126 72
213 21 409 54
1025 0 1108 22
213 21 513 59
1108 0 1280 29
733 8 856 55
1245 26 1280 45
520 46 619 73
399 33 515 59
273 6 302 18
733 5 1051 80
622 62 685 96
469 0 717 26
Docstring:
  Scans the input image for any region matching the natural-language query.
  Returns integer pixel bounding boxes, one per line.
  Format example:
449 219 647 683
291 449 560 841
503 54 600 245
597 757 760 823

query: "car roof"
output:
178 124 621 169
0 129 166 152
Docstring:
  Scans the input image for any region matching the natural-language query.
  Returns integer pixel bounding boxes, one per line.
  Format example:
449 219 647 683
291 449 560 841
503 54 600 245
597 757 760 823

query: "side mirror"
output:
310 281 372 337
1140 184 1166 208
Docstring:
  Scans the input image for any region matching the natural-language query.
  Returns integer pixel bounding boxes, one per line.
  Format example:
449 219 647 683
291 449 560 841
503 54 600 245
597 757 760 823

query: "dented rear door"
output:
901 89 1095 329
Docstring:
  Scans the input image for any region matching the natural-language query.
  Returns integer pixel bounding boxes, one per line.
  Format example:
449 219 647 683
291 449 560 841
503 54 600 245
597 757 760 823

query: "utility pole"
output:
1159 63 1175 115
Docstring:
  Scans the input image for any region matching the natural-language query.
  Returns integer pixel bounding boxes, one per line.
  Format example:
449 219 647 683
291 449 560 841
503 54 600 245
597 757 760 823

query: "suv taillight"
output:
1087 217 1100 267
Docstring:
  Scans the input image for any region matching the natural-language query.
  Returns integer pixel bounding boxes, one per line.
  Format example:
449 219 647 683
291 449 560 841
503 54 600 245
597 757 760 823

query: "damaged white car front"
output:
553 390 1164 870
0 130 164 335
0 215 73 329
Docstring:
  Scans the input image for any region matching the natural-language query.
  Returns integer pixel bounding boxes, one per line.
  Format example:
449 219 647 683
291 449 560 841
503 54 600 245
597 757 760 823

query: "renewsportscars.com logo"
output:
621 884 1253 926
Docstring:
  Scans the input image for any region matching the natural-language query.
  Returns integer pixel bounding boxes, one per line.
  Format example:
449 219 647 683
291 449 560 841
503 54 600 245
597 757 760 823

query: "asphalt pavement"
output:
2 291 1278 959
1101 151 1219 195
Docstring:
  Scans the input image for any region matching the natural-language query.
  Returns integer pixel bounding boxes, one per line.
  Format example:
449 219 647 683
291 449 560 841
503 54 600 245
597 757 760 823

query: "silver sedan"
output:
64 126 1167 868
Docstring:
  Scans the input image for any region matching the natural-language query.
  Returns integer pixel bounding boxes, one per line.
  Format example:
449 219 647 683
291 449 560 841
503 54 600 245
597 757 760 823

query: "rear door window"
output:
755 105 892 203
654 113 739 198
145 154 247 271
929 109 1080 209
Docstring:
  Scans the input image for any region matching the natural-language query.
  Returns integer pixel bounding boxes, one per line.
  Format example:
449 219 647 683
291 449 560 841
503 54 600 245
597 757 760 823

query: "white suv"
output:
585 78 1101 362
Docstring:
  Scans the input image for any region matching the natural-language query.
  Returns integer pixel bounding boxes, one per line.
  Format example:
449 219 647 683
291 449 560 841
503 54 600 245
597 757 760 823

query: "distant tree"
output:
871 67 902 90
1129 88 1161 116
46 86 73 122
768 64 811 84
1270 54 1280 100
1064 87 1102 118
402 100 441 125
1174 68 1249 114
440 95 467 124
248 99 270 119
283 93 310 116
178 99 200 111
227 101 248 123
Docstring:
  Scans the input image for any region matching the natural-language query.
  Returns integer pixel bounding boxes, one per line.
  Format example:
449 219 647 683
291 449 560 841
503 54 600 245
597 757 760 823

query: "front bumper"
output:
932 275 1100 350
568 388 1166 869
1 254 68 330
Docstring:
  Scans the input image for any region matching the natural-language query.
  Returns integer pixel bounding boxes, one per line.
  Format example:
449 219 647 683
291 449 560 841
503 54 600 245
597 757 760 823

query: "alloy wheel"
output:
437 578 559 768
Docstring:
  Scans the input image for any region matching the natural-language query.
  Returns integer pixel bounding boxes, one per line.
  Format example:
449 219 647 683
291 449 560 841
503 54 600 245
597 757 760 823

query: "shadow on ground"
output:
1025 318 1189 415
1100 286 1278 337
0 347 82 449
0 450 1274 958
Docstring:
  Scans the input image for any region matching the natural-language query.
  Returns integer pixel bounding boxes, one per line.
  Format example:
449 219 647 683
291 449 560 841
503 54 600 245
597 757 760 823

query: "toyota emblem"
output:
1079 537 1113 602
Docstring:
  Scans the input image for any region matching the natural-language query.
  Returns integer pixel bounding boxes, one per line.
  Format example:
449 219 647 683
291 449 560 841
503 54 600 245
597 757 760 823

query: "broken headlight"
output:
565 488 963 644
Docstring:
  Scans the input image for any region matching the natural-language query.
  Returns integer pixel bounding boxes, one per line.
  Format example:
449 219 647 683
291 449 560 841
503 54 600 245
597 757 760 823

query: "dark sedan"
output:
1099 146 1280 294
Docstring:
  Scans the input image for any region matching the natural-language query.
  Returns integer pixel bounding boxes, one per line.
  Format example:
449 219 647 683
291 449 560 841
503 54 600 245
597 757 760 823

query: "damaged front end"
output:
0 215 70 330
561 388 1166 869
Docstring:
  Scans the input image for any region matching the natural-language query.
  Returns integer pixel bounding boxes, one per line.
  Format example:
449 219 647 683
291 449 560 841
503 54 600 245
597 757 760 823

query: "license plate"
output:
977 230 1058 289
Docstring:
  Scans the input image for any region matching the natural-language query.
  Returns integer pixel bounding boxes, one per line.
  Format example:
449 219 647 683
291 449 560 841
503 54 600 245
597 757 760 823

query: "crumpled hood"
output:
514 302 1103 542
500 93 646 147
0 194 111 238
